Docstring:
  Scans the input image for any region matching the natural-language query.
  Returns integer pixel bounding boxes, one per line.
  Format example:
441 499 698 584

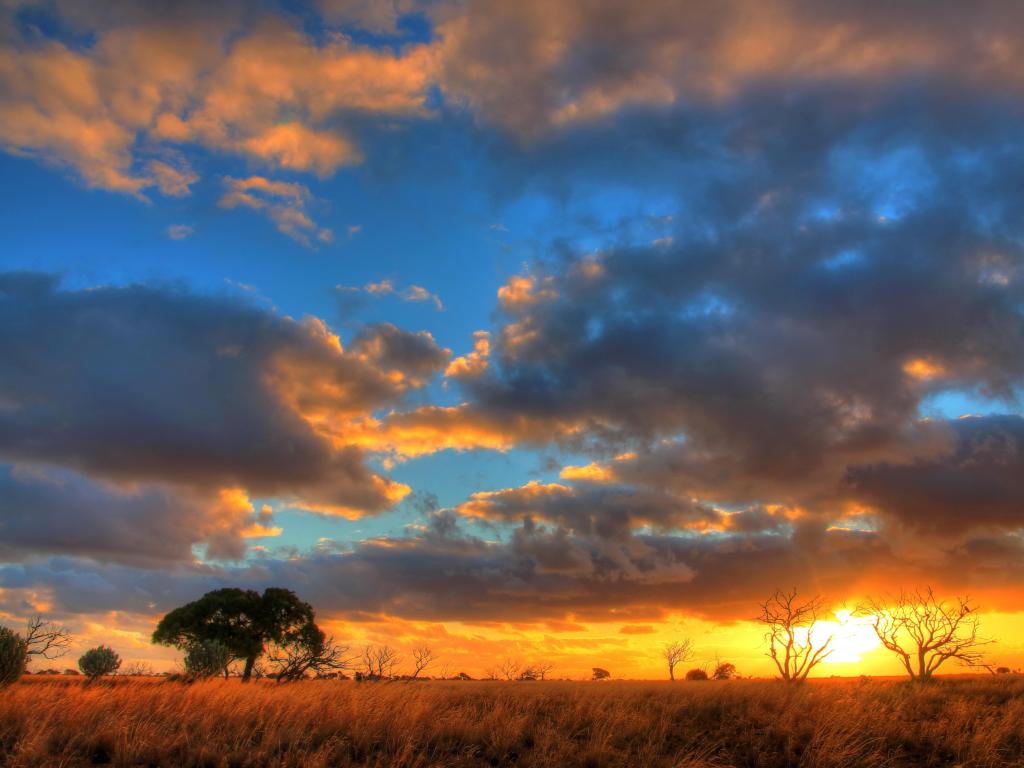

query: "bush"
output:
78 646 121 679
184 639 231 679
713 662 737 680
0 627 27 686
685 668 709 681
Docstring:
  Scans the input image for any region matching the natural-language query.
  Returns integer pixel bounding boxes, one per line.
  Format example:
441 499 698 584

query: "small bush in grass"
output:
78 646 121 679
713 662 737 680
184 639 231 679
685 668 709 681
0 626 27 686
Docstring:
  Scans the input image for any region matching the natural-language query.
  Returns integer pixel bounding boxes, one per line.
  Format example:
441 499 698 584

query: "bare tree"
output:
866 587 993 681
663 639 693 681
24 616 72 661
269 630 351 682
118 661 156 676
361 644 401 679
482 665 501 680
498 657 520 681
410 646 435 679
532 660 554 680
756 588 834 682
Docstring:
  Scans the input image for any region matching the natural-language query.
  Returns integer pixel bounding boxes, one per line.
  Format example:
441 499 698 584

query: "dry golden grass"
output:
3 676 1024 767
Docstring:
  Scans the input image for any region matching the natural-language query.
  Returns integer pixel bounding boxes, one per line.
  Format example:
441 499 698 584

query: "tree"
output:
498 657 520 681
522 660 554 681
78 646 121 678
0 627 27 686
712 661 738 680
663 639 693 681
24 616 72 662
756 588 834 682
361 644 401 678
267 624 350 682
184 639 232 679
685 667 708 680
592 667 611 680
152 588 317 682
866 587 993 681
410 646 435 679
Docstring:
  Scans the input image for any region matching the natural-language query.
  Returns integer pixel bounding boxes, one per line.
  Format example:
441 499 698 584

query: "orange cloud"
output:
0 9 434 201
445 331 490 378
218 176 332 246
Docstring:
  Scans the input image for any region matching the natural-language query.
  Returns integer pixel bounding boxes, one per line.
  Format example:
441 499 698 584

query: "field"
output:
3 676 1024 767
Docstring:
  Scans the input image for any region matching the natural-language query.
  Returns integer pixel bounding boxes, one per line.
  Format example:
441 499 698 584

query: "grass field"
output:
3 676 1024 767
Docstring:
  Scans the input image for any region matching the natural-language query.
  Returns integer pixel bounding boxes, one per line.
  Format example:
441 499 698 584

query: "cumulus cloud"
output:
0 4 434 198
0 273 450 525
0 464 262 566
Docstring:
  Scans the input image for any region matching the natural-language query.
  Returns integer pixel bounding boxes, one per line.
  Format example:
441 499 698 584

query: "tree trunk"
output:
242 655 256 682
668 666 675 681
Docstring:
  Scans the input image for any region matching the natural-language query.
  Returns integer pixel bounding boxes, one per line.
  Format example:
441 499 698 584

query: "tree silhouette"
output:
152 588 317 682
410 646 435 679
866 587 993 681
663 639 693 681
267 623 350 681
24 616 72 662
756 588 833 682
361 644 401 678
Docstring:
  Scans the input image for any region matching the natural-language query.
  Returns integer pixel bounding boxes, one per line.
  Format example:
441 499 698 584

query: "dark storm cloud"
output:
0 512 996 623
0 464 254 565
453 90 1024 530
458 481 720 539
846 416 1024 535
0 273 446 513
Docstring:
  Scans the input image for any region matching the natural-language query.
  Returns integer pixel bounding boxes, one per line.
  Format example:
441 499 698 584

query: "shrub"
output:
592 667 611 680
713 662 737 680
78 646 121 679
0 626 28 686
685 668 709 681
184 639 231 679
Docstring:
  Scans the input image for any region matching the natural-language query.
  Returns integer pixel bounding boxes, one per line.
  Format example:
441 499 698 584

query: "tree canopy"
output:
152 588 316 681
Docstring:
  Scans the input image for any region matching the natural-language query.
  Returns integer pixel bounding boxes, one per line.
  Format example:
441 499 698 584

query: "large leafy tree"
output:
152 588 316 681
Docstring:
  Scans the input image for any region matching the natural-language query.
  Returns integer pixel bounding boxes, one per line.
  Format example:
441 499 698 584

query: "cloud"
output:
166 224 194 240
846 416 1024 535
445 90 1024 533
445 331 490 379
436 0 1024 137
338 279 444 311
0 464 260 566
0 273 450 525
218 176 333 246
0 5 435 196
7 506 1017 625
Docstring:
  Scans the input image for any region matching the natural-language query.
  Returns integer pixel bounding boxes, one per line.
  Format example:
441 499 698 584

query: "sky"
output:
2 0 1024 679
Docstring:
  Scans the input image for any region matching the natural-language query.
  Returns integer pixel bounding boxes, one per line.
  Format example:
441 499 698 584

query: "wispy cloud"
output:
338 278 444 311
218 176 332 246
166 224 194 240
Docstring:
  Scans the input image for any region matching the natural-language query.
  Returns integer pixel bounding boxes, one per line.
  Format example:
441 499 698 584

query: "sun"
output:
811 609 882 664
